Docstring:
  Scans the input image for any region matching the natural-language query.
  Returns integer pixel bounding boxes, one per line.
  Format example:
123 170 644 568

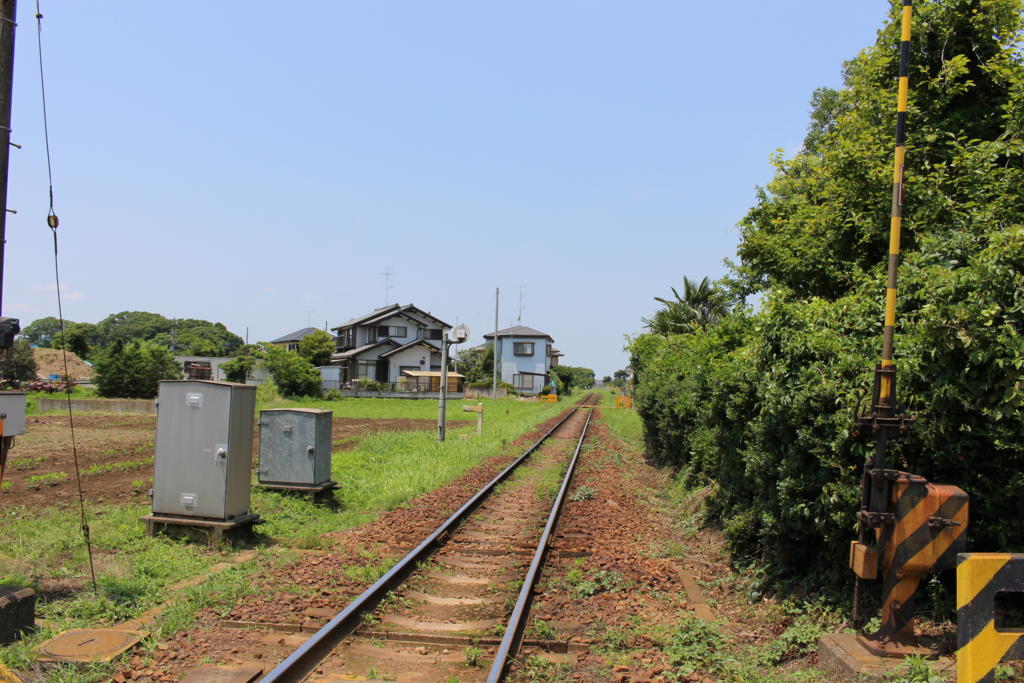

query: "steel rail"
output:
487 398 595 682
261 398 589 682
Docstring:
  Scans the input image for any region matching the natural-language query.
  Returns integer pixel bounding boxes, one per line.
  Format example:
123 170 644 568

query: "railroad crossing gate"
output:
615 396 632 409
957 553 1024 682
539 394 557 403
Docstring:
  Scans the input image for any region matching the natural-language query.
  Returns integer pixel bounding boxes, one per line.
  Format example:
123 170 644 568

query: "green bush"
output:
93 340 181 399
263 346 321 397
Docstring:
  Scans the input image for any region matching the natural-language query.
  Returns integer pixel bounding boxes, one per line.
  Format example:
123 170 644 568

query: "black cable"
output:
36 0 97 592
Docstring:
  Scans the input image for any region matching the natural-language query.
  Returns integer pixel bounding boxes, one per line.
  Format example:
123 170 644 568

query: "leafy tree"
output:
19 316 64 347
642 276 728 335
97 311 172 344
94 340 182 399
550 366 575 396
52 322 101 360
602 375 612 386
455 345 493 383
297 329 335 366
262 345 321 397
221 344 266 384
0 339 38 385
550 365 595 393
152 318 244 356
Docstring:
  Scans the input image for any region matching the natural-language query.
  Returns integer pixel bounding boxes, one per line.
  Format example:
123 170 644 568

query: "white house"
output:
330 304 450 385
483 325 556 395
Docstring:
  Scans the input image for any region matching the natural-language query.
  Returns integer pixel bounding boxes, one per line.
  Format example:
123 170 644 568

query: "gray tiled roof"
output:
269 327 321 344
482 325 553 341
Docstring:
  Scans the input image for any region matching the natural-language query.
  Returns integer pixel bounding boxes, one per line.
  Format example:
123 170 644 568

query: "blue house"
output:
483 325 556 395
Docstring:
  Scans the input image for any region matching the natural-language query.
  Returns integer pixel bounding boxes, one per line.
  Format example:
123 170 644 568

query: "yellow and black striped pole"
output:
880 0 913 401
852 0 914 629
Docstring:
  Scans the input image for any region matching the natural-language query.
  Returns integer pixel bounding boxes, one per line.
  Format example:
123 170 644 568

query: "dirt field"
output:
0 415 440 511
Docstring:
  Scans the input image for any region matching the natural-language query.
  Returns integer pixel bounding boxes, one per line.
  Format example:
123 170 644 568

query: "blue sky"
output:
3 1 888 377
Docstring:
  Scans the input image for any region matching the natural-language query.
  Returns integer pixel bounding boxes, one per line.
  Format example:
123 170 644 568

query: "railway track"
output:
261 394 599 682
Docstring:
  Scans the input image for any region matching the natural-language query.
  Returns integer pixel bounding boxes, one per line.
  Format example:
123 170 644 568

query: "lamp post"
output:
438 324 468 442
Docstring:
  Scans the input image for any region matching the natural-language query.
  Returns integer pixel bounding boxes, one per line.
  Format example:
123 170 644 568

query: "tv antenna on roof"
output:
382 266 394 305
517 285 526 324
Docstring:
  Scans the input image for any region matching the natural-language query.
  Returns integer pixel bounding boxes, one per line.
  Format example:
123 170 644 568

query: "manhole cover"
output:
38 628 141 662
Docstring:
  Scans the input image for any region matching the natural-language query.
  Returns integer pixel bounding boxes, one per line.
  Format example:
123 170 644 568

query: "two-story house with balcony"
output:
330 304 450 386
483 325 556 395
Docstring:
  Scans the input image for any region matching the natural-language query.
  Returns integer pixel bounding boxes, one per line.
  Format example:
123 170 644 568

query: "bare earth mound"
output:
32 347 93 381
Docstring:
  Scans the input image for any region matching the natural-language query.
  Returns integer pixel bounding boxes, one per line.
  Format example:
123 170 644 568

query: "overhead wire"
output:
35 0 96 592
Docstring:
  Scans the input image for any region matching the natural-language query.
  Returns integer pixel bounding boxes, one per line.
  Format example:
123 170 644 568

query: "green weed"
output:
890 655 943 682
569 485 596 502
464 645 483 667
10 456 43 471
25 471 68 487
529 618 558 640
84 458 153 476
561 560 628 599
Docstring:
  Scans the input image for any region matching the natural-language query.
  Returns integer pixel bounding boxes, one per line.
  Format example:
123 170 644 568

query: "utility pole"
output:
0 0 17 319
438 329 449 442
491 287 499 397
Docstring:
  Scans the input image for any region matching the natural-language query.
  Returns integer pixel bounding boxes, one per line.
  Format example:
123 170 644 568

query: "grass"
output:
24 385 99 414
596 391 643 451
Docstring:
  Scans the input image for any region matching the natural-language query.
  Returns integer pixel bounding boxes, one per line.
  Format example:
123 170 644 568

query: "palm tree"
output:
642 276 726 335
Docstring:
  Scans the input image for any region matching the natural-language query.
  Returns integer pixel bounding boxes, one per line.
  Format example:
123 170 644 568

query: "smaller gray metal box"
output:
0 392 26 436
258 409 333 486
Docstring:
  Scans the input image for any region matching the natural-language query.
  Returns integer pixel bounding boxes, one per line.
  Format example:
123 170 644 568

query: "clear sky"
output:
3 1 889 377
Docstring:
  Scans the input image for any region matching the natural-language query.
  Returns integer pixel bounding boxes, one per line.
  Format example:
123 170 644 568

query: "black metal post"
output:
0 0 16 317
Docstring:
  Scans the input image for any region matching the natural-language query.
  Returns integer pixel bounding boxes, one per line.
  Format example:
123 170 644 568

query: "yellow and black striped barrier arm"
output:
880 0 912 403
957 553 1024 682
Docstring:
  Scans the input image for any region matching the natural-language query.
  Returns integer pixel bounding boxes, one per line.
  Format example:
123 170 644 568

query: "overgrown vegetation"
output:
630 0 1024 591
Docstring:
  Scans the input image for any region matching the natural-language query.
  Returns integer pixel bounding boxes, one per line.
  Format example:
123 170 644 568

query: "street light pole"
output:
437 324 468 442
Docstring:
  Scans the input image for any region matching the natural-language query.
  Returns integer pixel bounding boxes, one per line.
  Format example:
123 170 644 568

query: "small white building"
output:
483 325 556 395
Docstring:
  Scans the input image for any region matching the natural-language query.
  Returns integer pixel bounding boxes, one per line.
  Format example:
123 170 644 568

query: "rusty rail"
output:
261 395 595 682
487 397 595 681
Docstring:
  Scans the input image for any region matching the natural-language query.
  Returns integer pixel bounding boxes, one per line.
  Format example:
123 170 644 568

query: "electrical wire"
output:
35 0 96 592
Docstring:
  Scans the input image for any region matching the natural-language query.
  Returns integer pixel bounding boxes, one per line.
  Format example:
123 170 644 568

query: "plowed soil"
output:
0 414 441 511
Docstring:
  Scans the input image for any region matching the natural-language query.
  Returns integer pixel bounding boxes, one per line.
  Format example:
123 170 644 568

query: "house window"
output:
379 325 407 338
513 342 534 356
514 374 535 391
357 361 378 379
287 342 299 351
427 329 443 340
337 329 354 349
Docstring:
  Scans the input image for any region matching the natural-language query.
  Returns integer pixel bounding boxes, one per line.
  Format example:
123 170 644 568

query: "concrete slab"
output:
818 633 956 682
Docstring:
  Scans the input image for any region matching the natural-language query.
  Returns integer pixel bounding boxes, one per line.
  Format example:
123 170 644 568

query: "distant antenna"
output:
305 309 315 327
517 285 526 324
383 266 394 305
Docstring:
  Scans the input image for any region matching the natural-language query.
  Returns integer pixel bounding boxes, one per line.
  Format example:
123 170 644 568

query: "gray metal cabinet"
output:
257 409 332 486
152 380 256 520
0 391 25 436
